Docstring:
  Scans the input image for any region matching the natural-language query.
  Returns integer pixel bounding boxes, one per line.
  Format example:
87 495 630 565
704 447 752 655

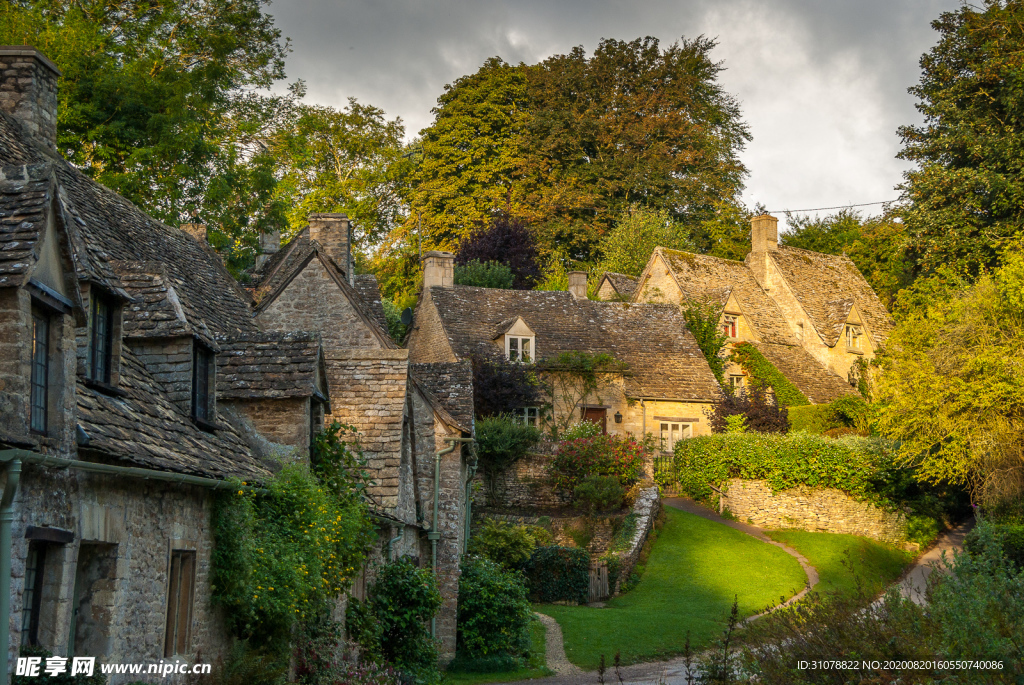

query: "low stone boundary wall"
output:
476 452 567 509
612 486 660 594
722 479 906 544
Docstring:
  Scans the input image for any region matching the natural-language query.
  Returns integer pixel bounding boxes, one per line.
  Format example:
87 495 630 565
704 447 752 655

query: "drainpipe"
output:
0 457 21 685
428 437 474 639
463 462 478 553
386 523 405 561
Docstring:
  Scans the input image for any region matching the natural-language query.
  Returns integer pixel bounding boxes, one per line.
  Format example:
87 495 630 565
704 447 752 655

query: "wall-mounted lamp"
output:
614 411 622 423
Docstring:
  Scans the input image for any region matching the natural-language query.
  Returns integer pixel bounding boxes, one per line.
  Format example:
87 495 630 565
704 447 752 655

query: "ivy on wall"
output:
730 342 810 407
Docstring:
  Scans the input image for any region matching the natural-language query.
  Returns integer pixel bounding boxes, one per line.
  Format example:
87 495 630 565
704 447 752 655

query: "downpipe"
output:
386 523 405 561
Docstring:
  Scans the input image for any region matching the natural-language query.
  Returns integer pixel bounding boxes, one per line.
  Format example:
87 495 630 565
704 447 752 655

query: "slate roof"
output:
425 286 723 401
354 274 389 333
0 163 53 288
410 362 474 433
216 331 327 401
766 246 894 346
114 260 215 344
598 272 638 299
76 347 271 480
757 343 857 404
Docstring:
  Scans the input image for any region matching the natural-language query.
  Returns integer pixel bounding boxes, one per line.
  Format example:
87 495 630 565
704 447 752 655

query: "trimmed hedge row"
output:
521 546 590 604
660 432 895 506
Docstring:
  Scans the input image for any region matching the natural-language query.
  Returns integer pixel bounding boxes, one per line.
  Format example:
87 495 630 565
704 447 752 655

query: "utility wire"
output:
765 200 899 214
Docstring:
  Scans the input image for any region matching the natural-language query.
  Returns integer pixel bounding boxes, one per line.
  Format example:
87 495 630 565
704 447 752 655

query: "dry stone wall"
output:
722 478 906 544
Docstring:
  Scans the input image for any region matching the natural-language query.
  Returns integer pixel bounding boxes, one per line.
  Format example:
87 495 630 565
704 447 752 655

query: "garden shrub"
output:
787 404 831 434
561 419 604 440
549 434 645 493
905 515 942 548
572 475 625 512
708 383 790 434
457 556 532 660
348 558 443 682
475 415 541 503
454 259 515 289
468 518 550 569
469 355 543 418
965 522 1024 569
212 423 374 647
521 546 590 603
729 342 810 407
663 432 897 507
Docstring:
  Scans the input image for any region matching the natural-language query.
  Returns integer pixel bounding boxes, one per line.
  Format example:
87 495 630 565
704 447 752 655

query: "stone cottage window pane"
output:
21 543 46 646
90 294 114 383
192 343 214 422
31 312 49 433
164 550 196 657
508 337 518 361
521 338 531 362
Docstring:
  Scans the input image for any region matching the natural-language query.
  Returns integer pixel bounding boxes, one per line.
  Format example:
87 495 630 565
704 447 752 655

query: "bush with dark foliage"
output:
457 216 541 289
707 384 789 434
470 354 542 418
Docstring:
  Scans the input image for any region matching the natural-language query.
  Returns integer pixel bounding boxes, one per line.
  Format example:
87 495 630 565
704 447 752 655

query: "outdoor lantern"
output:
614 411 622 423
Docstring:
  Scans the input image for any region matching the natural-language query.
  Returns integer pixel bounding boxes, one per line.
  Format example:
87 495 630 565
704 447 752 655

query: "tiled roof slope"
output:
354 274 389 333
216 331 326 400
77 347 271 480
656 248 795 345
0 112 257 337
113 260 215 344
600 272 638 299
410 362 474 432
756 342 856 404
0 163 52 287
427 286 722 401
767 246 894 346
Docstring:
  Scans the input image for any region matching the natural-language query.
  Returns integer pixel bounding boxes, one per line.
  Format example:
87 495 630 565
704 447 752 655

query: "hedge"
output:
521 546 589 604
660 433 895 507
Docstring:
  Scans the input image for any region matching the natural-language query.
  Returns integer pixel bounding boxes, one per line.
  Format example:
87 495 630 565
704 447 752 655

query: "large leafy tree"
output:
898 0 1024 278
1 0 289 237
409 36 750 262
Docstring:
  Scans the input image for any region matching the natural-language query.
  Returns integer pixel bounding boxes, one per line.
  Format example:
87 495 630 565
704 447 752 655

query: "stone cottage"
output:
627 214 890 401
406 251 723 452
0 44 473 679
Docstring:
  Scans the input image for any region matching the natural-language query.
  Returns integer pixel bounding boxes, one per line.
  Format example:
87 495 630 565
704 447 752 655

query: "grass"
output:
443 618 552 684
535 507 806 670
764 529 914 597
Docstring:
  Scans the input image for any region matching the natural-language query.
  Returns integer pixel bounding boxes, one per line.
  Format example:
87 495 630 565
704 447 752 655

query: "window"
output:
796 322 804 342
191 341 215 423
845 324 862 351
20 542 46 646
506 336 533 363
30 312 50 434
516 407 539 428
722 314 738 339
164 550 196 657
660 422 691 452
729 374 746 391
90 293 115 384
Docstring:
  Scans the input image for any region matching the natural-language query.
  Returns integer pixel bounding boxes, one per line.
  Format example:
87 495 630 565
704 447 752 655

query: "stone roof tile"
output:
216 331 326 401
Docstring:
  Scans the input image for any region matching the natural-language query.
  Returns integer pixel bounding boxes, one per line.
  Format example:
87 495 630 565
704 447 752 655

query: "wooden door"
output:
583 408 607 434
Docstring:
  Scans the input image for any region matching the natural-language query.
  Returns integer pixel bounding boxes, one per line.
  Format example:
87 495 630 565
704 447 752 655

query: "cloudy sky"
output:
268 0 959 230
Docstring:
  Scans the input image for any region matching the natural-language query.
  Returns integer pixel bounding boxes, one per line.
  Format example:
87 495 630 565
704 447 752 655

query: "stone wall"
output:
0 48 59 149
220 397 310 457
722 478 906 544
477 451 567 510
128 337 194 414
611 487 659 594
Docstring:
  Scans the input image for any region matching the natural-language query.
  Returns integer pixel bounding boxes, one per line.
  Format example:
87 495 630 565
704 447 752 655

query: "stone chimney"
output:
180 223 207 242
0 46 60 151
256 230 280 269
309 213 352 280
568 271 588 299
751 214 779 253
422 251 455 290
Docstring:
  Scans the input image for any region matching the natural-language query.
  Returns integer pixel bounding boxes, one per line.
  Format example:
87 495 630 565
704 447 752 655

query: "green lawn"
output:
535 507 806 670
764 529 914 598
444 618 552 684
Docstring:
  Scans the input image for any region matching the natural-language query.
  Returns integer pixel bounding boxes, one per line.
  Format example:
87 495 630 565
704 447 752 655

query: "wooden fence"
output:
588 562 609 602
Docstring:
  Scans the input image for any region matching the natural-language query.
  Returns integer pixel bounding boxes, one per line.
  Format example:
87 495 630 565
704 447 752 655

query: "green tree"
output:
597 204 695 278
875 246 1024 505
1 0 289 237
898 0 1024 278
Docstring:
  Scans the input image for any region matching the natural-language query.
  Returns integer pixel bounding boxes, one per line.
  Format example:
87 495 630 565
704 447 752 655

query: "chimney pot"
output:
568 271 588 299
422 251 455 289
751 214 779 253
309 213 351 277
0 46 60 150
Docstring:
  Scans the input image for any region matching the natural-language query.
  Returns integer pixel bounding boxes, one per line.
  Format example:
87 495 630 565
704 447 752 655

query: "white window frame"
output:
516 407 539 427
659 422 691 453
505 335 535 363
845 324 862 351
729 374 746 391
722 314 739 339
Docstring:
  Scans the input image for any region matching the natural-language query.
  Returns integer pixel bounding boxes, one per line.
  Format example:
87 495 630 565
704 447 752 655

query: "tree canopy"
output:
898 0 1024 278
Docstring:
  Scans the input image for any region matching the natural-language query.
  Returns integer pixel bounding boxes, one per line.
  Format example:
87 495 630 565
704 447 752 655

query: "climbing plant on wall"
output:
730 342 809 407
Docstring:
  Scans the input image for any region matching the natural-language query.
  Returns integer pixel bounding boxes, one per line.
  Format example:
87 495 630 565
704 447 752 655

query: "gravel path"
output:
897 518 973 605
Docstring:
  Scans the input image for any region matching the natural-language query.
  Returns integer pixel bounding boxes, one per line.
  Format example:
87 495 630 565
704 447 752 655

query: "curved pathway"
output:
897 518 973 605
533 612 583 677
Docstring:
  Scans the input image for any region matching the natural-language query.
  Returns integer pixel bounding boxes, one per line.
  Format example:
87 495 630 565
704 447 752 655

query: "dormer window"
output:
191 341 215 426
90 293 115 383
845 324 862 352
506 335 534 363
722 314 739 339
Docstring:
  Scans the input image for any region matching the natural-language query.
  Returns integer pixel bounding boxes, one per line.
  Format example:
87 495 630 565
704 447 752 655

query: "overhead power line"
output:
765 200 899 214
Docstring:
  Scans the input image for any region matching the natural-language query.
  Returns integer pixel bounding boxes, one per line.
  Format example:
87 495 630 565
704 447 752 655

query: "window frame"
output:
505 335 535 363
728 374 746 391
20 542 47 647
722 314 739 339
191 340 215 425
845 324 863 352
659 421 691 453
516 407 539 428
163 549 196 658
89 292 115 384
30 310 50 435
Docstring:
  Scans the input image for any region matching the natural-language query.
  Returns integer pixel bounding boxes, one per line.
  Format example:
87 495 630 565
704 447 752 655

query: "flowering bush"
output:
548 434 646 493
457 556 532 658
